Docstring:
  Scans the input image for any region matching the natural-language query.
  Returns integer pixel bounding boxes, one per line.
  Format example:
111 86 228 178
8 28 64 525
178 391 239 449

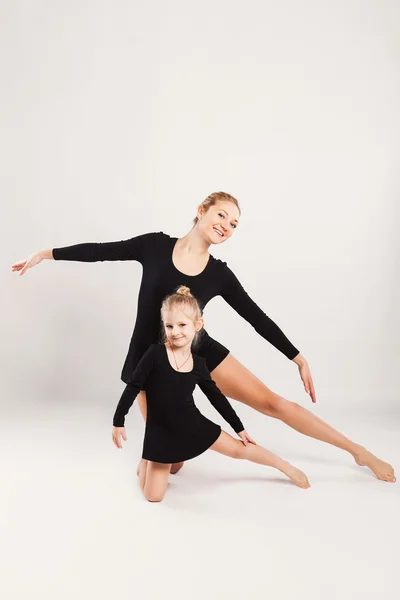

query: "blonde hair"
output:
192 191 241 227
160 286 203 348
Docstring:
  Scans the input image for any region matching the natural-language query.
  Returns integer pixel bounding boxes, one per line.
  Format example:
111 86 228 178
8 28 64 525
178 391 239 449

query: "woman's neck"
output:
177 230 210 256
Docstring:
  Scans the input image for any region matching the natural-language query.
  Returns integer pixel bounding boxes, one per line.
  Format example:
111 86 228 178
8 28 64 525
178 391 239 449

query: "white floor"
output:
3 402 399 600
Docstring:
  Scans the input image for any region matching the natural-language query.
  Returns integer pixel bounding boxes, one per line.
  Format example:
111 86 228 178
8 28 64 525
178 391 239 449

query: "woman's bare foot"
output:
282 464 310 489
170 461 184 475
353 447 396 482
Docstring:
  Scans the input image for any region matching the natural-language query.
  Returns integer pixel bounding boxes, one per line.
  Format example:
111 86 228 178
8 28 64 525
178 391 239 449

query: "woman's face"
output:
162 307 203 349
198 201 240 245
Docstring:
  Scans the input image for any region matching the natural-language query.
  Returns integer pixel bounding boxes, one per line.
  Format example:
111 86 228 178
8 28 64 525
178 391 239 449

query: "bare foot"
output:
170 461 184 475
283 464 310 489
354 447 396 482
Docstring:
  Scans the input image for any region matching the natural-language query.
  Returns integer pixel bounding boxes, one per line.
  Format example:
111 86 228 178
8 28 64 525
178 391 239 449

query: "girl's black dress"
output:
53 231 299 382
113 343 244 464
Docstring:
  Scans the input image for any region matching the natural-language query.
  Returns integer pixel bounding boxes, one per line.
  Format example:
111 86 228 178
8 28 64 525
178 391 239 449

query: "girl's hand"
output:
293 354 316 403
12 251 44 276
237 430 257 446
112 426 127 449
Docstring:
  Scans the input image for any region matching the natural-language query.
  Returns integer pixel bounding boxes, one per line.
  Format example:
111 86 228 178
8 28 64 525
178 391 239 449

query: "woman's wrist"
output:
39 249 54 260
292 353 306 367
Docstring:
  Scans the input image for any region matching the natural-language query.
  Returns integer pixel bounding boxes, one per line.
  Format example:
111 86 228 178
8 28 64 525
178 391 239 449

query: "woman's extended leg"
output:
211 355 395 483
138 460 171 502
137 390 185 475
210 431 310 488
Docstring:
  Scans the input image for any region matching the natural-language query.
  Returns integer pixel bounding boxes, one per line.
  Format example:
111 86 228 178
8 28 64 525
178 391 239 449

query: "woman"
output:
12 191 395 482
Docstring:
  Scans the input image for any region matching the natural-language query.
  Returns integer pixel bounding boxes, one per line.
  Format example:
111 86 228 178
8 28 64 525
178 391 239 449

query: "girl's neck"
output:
166 341 192 356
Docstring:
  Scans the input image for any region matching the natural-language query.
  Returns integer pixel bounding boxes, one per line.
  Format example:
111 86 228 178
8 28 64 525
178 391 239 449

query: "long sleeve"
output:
53 231 161 263
113 345 155 427
220 262 299 360
197 361 244 434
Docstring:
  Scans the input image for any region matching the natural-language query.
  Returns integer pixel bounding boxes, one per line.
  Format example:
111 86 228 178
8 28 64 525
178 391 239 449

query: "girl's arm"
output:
113 344 155 427
197 360 244 434
219 262 299 360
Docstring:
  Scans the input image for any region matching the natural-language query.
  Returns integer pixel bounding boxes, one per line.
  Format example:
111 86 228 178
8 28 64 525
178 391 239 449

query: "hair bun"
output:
175 285 192 297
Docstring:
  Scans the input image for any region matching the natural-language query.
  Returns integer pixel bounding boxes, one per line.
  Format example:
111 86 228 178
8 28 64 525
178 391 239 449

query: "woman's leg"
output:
137 390 184 475
210 431 310 488
139 460 171 502
211 355 395 482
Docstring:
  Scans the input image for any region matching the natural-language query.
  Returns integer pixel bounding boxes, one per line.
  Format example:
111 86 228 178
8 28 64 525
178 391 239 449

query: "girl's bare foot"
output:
282 464 310 489
170 461 184 475
136 458 144 477
137 459 184 476
353 447 396 482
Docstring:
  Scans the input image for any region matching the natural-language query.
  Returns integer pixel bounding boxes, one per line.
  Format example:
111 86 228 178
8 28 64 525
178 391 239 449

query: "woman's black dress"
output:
53 231 299 382
113 343 244 464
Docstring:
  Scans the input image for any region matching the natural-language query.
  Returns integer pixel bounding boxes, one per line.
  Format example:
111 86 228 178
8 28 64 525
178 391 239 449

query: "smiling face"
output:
198 201 240 245
162 307 204 350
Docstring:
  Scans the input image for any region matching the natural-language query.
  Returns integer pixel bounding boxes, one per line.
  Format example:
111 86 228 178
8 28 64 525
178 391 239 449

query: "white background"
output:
1 1 399 599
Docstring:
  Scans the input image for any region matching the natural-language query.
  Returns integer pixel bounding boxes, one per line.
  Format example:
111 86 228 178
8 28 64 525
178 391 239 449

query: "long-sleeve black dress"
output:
113 343 244 463
53 231 299 382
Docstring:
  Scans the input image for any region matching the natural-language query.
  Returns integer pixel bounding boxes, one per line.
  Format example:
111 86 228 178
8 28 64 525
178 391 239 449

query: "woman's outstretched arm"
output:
219 262 316 402
12 231 162 275
219 261 299 359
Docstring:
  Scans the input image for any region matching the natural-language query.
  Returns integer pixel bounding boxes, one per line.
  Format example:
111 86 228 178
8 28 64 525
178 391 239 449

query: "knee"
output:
260 392 290 417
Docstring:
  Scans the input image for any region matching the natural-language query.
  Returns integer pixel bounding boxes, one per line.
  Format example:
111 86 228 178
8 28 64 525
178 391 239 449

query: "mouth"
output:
213 227 225 238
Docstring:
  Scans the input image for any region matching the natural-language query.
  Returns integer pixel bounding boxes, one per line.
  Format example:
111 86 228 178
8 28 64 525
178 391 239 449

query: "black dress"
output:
113 343 244 464
53 231 299 382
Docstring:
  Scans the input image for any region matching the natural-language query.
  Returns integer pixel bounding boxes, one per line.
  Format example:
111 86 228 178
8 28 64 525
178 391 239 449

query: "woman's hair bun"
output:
175 285 192 297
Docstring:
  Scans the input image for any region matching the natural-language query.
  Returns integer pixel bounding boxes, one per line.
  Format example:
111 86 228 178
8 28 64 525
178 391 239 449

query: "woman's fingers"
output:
309 379 317 403
11 260 25 271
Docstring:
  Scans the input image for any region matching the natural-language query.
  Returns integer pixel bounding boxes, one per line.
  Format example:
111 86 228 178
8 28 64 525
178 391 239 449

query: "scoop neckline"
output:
170 237 212 278
163 344 194 374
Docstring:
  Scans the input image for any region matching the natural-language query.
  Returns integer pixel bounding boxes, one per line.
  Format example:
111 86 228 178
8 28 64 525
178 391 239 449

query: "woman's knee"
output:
259 392 291 417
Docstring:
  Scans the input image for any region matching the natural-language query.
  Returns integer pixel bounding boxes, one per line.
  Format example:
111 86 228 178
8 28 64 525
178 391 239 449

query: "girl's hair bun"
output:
176 285 192 297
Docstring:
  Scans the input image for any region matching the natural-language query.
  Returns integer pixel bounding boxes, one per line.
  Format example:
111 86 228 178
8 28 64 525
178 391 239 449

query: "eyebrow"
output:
220 209 239 224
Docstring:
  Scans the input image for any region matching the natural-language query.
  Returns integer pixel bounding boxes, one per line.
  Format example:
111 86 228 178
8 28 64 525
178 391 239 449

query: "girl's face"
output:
198 201 240 245
162 307 203 349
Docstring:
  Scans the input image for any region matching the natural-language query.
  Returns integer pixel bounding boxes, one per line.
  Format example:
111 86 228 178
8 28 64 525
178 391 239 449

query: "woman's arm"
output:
113 345 155 427
197 361 244 433
12 232 163 275
52 232 159 262
220 262 299 360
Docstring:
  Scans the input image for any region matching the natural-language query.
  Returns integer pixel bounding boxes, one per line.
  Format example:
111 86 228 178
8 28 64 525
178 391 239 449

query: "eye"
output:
166 325 172 329
218 213 225 219
231 223 237 229
179 324 186 327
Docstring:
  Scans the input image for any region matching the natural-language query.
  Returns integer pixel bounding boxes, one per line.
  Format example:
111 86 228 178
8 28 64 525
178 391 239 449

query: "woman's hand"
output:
292 354 316 403
12 250 49 276
237 430 257 446
112 426 127 449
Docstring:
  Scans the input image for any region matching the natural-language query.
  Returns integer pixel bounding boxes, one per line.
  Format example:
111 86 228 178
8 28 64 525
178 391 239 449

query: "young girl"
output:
112 286 310 502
